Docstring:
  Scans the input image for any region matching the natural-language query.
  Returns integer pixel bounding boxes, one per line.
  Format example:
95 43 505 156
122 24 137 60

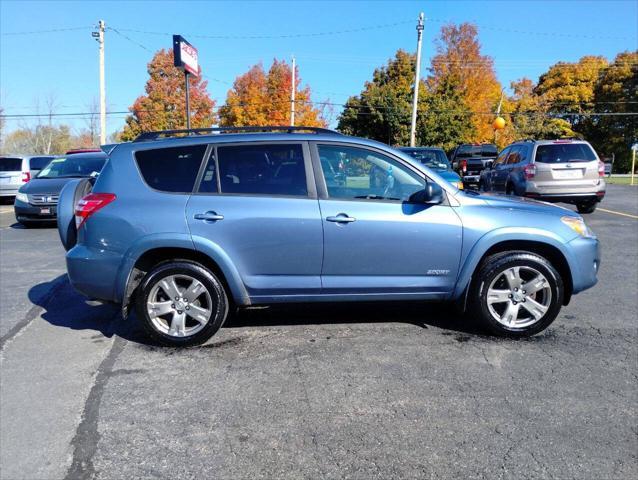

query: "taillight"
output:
21 171 31 183
460 159 467 174
524 163 536 179
598 160 605 177
74 193 116 229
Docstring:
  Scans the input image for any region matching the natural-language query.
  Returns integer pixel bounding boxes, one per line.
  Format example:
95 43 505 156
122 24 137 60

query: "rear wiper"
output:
354 194 400 201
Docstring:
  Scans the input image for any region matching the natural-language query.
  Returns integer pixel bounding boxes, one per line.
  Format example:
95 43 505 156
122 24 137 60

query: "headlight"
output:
454 181 464 190
561 216 594 238
15 192 29 203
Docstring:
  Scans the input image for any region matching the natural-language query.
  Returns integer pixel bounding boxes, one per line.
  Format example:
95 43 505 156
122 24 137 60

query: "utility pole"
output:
409 12 424 147
92 20 106 145
290 56 296 126
184 71 191 129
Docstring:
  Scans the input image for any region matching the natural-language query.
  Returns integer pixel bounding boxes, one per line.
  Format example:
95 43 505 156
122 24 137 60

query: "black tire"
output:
134 261 229 347
505 183 515 196
19 220 37 228
576 202 597 214
57 178 92 251
469 251 564 337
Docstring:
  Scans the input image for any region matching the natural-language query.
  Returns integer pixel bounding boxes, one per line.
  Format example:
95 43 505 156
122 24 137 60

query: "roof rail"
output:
134 126 342 142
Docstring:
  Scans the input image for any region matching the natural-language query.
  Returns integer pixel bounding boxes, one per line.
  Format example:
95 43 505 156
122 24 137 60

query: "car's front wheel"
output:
135 261 229 347
470 252 564 337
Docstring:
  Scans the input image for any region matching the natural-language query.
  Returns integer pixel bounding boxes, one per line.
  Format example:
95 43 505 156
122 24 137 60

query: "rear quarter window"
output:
135 145 207 193
0 157 22 172
535 144 597 163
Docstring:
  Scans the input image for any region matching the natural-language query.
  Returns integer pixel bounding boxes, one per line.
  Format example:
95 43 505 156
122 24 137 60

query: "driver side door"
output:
312 143 463 297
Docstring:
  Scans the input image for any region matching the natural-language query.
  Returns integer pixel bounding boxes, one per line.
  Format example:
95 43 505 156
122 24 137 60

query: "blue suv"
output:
57 127 600 346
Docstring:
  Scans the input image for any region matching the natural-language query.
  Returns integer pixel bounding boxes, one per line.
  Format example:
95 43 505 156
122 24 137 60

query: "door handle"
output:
194 211 224 222
326 214 356 223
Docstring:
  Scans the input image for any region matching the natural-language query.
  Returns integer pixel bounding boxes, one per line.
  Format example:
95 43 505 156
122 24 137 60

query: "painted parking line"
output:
597 208 638 220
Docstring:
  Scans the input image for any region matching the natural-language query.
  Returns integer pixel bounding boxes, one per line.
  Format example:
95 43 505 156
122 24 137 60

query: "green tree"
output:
338 50 420 145
121 49 216 141
587 51 638 172
417 74 475 151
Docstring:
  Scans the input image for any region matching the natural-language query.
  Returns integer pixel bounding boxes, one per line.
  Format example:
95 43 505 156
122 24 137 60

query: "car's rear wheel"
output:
576 201 597 214
470 251 564 337
135 261 229 347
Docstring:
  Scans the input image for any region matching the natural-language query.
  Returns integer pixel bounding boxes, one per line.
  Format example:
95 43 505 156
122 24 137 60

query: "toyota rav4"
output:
57 127 600 347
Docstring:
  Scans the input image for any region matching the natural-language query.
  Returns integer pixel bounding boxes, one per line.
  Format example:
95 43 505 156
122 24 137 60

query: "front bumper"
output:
14 199 57 222
567 236 600 294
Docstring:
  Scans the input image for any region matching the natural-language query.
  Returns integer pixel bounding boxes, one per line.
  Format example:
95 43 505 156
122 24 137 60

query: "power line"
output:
107 26 152 52
0 26 91 36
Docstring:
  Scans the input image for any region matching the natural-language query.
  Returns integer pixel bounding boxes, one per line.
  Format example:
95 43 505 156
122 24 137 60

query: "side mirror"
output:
409 182 443 204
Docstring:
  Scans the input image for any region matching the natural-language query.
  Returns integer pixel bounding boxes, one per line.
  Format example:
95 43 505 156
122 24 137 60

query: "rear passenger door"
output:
186 142 324 300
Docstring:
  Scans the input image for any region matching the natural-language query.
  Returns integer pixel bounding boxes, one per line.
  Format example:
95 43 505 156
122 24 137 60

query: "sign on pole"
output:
173 35 198 129
173 35 199 76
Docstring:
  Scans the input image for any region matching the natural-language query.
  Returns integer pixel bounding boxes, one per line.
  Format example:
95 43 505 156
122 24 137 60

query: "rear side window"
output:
136 145 207 193
29 156 54 170
535 144 597 163
217 144 307 196
0 157 22 172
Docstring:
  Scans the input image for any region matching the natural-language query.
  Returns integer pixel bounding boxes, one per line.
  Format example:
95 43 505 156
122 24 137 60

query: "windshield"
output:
36 155 106 179
456 145 498 158
535 143 597 163
400 149 450 170
0 157 22 172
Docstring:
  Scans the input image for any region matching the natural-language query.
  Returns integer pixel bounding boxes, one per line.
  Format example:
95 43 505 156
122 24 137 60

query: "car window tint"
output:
507 147 521 164
318 145 425 202
136 145 206 192
29 157 54 170
535 143 597 163
494 148 510 165
0 157 22 172
217 144 307 196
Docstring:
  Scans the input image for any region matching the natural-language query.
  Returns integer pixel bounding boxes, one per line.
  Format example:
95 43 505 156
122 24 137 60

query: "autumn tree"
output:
508 77 576 141
428 23 502 142
417 74 475 151
587 51 638 172
534 55 608 132
120 49 216 141
218 59 327 127
338 50 420 145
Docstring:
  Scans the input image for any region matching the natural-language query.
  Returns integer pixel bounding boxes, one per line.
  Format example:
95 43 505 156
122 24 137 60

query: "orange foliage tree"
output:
428 23 502 142
219 59 327 127
120 49 217 141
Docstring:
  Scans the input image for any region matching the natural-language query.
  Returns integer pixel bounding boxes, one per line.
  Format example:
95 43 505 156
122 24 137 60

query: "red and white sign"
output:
173 35 199 77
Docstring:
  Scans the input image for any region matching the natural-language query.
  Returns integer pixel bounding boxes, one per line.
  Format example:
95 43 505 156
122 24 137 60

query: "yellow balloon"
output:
493 116 506 130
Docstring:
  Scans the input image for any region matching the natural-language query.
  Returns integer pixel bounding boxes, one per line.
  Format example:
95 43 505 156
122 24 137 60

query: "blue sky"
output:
1 0 636 135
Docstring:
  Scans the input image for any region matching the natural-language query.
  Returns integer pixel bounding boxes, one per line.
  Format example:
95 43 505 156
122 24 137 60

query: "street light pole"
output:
290 56 296 126
184 72 191 129
409 12 424 147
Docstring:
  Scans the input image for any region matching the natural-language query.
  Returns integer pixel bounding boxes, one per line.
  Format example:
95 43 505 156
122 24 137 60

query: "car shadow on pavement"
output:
226 301 485 336
30 275 149 344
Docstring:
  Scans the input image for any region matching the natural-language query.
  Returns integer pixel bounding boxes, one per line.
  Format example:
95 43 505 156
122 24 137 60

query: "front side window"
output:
318 145 425 201
136 145 207 193
494 147 510 166
217 144 307 196
507 146 521 165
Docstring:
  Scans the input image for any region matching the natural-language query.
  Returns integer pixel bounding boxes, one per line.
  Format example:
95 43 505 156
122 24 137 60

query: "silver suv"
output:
0 155 56 198
479 139 606 213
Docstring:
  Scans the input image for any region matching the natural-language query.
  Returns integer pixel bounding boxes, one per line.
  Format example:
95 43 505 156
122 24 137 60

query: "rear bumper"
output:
523 192 605 204
66 244 123 302
14 199 57 222
0 188 19 197
567 236 600 294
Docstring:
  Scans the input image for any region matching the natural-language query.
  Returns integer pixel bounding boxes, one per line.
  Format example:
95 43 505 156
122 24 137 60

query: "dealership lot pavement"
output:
1 185 636 479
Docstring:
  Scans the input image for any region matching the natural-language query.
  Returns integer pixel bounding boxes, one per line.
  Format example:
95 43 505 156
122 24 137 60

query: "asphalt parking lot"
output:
1 185 637 480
